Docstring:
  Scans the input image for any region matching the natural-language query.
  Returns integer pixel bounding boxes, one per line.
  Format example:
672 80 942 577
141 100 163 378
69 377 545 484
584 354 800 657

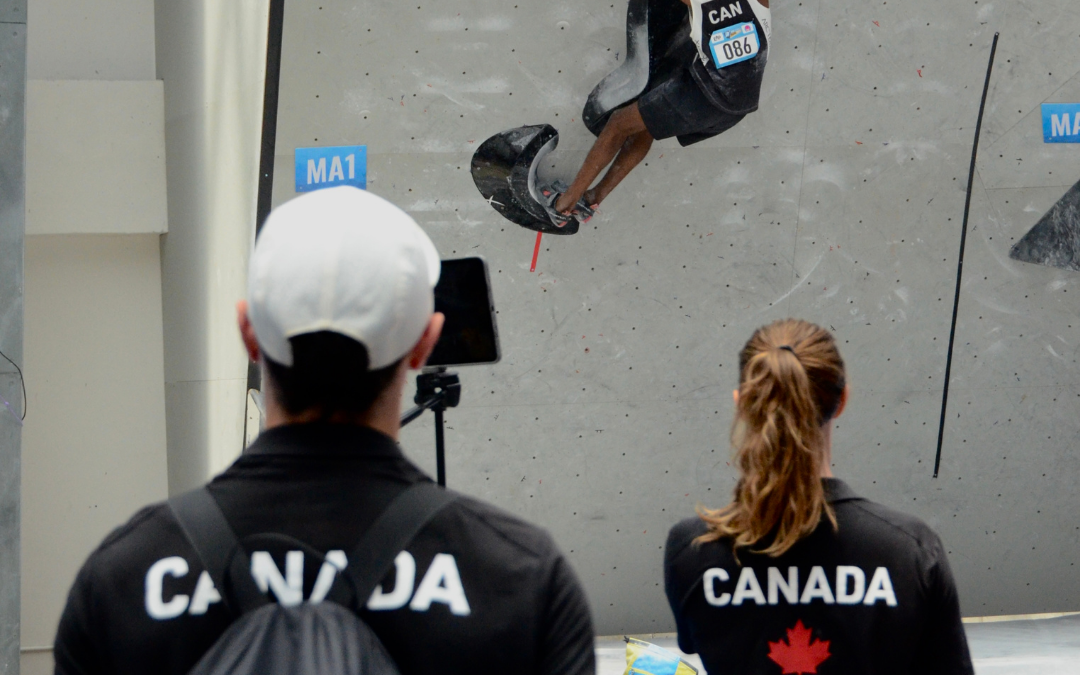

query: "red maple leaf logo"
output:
767 620 832 674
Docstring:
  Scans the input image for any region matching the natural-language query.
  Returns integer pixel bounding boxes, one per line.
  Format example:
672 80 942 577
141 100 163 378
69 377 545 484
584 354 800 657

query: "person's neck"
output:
261 370 405 441
820 423 835 478
265 406 400 439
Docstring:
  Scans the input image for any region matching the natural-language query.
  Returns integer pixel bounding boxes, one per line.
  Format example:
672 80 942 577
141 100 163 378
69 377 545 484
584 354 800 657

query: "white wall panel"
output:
20 234 168 652
25 80 167 235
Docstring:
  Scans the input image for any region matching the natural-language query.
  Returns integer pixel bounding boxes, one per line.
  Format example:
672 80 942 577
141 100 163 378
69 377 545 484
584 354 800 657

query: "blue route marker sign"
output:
1042 104 1080 143
295 145 367 191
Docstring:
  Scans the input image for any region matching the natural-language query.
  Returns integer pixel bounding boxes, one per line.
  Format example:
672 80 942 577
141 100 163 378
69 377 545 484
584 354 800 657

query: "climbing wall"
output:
0 2 24 669
270 0 1080 632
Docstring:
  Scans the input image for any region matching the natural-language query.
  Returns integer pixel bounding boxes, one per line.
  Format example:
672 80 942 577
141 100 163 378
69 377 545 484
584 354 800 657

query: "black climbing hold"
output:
582 0 689 136
471 124 580 235
1009 179 1080 272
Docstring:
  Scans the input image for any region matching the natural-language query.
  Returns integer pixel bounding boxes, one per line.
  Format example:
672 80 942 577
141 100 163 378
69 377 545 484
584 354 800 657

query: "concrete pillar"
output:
154 0 269 494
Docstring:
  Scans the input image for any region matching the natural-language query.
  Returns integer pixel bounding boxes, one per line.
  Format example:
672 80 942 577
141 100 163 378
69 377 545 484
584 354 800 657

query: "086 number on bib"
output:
709 22 760 69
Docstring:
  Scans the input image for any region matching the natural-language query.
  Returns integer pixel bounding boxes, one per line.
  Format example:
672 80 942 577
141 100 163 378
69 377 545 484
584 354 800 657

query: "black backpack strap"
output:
168 487 269 614
169 481 457 613
343 481 459 604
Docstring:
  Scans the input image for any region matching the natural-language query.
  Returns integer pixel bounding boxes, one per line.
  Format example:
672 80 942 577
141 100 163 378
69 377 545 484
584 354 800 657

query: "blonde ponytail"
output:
696 319 846 557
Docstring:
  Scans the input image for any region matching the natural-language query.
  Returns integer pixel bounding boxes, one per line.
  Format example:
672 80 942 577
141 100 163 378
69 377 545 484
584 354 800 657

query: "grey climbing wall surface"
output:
270 1 1080 633
0 0 25 670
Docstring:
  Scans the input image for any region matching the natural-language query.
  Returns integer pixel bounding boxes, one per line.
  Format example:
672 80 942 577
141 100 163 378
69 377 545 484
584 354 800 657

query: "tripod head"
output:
399 368 461 487
401 368 460 427
415 369 461 410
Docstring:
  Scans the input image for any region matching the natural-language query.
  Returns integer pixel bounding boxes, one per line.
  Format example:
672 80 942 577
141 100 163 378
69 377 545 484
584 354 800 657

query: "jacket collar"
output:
823 477 861 504
244 423 404 459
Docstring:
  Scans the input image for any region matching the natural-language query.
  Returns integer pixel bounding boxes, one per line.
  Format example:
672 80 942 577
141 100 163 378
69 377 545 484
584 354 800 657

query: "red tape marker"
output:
530 232 543 272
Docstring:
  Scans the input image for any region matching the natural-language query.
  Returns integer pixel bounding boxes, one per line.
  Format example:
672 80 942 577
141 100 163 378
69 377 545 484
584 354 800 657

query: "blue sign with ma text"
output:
1042 104 1080 143
295 145 367 192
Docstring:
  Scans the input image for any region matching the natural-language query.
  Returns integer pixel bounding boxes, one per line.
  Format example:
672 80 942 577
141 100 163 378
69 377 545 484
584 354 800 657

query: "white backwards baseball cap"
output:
247 186 441 369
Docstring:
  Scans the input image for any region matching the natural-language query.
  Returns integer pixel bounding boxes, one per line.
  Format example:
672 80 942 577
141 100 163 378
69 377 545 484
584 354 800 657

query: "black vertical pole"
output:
255 0 286 237
246 0 286 400
435 408 447 487
934 32 999 478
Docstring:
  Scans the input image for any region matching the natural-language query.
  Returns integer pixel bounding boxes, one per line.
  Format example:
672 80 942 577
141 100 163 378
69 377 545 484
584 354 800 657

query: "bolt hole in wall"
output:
266 0 1080 633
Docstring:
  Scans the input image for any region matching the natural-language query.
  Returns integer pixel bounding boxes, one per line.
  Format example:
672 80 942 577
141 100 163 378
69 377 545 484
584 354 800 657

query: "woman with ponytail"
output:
664 319 973 674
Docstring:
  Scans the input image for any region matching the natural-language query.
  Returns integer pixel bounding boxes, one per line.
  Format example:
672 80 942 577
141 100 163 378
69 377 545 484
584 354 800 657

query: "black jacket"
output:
55 424 595 675
664 479 974 675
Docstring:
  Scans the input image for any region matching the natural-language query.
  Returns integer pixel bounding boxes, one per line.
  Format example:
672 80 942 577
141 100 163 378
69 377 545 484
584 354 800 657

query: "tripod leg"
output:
435 408 446 487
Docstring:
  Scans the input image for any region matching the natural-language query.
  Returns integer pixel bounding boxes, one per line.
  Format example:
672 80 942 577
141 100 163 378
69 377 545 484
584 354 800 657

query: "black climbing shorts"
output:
638 65 746 147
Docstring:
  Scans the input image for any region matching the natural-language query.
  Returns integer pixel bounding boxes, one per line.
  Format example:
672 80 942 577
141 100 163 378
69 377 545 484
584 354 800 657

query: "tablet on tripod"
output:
427 257 500 368
402 257 501 487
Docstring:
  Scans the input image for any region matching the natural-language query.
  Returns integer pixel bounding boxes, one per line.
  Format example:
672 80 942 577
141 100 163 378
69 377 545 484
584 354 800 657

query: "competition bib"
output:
709 21 760 69
690 0 771 70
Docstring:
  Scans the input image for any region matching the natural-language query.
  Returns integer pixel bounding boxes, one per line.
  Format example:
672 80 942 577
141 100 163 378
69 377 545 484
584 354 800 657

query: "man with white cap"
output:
54 187 596 675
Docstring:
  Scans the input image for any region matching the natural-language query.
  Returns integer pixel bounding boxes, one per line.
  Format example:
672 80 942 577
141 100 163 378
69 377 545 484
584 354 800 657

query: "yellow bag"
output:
624 637 699 675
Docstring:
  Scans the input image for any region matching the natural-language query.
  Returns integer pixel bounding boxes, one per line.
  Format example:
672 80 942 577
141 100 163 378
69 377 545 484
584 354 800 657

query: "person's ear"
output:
833 384 849 420
732 389 740 406
237 300 260 363
406 312 445 370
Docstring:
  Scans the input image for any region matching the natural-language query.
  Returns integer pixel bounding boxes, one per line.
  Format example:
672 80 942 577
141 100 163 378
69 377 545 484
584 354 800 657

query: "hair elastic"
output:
778 345 796 354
